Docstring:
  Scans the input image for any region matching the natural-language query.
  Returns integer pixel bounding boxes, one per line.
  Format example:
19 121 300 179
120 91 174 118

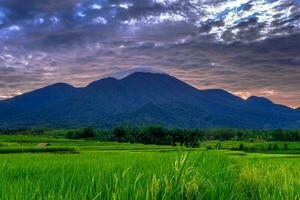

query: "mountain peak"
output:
45 82 74 89
103 67 165 80
246 96 273 104
86 77 118 88
246 96 294 112
122 71 167 79
87 72 178 89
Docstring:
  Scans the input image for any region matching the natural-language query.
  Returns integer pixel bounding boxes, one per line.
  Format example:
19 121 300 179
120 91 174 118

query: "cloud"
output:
1 0 299 46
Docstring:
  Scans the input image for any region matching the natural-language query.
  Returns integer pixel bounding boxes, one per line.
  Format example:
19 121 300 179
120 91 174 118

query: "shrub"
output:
66 128 96 139
273 144 279 150
206 146 212 150
239 143 245 150
268 144 272 151
250 147 256 152
215 143 221 150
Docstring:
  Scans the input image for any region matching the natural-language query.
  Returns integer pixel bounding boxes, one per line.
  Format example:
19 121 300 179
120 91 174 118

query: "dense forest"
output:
1 127 299 147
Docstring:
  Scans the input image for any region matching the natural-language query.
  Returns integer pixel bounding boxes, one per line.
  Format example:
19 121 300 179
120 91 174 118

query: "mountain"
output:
0 72 299 129
0 83 77 114
245 96 293 113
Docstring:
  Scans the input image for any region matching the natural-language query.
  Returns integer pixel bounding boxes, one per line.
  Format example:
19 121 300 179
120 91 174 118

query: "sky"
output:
0 0 300 108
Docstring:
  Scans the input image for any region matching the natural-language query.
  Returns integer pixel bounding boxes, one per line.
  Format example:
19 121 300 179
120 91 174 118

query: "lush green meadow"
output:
0 135 299 200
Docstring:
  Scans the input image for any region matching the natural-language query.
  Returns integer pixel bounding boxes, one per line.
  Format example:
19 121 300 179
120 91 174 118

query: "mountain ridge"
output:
0 72 299 129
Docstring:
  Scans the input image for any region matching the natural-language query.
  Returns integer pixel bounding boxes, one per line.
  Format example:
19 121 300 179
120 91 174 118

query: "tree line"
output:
1 127 299 146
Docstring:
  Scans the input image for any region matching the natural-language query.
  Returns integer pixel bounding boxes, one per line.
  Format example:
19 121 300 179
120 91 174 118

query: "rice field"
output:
0 135 299 200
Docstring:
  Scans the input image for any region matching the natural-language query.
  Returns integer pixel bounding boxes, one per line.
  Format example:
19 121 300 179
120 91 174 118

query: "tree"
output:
169 128 182 146
113 127 126 142
81 128 96 138
237 132 243 140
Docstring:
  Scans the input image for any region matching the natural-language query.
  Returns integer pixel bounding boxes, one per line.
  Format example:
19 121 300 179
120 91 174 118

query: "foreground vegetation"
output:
0 133 299 200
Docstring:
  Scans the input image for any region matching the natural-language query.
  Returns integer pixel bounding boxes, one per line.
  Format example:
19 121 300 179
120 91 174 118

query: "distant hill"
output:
0 72 299 129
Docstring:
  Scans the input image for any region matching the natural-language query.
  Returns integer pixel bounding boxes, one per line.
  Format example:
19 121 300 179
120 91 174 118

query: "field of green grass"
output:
0 135 299 200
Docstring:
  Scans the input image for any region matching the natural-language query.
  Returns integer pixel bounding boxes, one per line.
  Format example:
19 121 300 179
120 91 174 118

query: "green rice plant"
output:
0 151 240 200
0 136 299 200
236 159 300 200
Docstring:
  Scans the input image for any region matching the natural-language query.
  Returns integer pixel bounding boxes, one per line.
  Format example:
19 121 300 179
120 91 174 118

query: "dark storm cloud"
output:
0 0 300 107
1 0 297 47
